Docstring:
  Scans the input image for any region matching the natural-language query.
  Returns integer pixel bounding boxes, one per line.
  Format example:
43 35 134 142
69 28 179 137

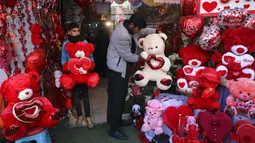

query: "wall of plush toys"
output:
132 1 255 143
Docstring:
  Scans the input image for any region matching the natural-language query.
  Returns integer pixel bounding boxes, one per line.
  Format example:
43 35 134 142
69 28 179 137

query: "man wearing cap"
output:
107 14 157 140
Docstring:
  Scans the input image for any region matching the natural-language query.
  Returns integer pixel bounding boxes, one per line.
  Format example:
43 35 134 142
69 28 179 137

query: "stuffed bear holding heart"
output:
0 72 60 141
141 99 164 135
59 41 100 90
212 27 255 80
176 44 211 94
187 67 222 112
134 33 172 90
224 78 255 119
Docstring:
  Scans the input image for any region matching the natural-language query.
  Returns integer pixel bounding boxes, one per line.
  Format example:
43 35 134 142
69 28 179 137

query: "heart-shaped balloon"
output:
244 15 255 30
179 16 204 40
198 111 232 143
162 105 193 135
25 48 46 74
68 57 91 75
218 8 247 30
75 0 94 9
199 24 221 52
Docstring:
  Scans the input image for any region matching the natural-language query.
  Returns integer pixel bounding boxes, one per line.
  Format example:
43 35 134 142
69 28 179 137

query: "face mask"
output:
68 35 82 43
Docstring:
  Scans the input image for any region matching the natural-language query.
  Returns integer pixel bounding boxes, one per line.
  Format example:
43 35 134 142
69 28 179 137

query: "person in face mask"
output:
61 23 95 129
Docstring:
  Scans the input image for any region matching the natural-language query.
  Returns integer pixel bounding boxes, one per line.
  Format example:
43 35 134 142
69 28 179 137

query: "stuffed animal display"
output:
212 27 255 80
141 99 164 135
0 72 60 141
134 33 172 90
187 67 221 112
59 41 100 90
184 116 199 141
176 44 211 93
224 78 255 119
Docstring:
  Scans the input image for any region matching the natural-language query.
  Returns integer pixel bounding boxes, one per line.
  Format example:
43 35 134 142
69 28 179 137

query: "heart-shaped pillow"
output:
162 105 193 136
198 111 232 143
233 120 255 143
68 57 91 75
146 54 165 70
222 52 254 68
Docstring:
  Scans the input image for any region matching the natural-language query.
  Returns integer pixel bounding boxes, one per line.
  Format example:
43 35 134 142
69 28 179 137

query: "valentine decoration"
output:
30 24 43 46
25 48 47 74
224 78 255 119
244 15 255 30
184 116 199 141
176 44 211 94
59 42 100 90
198 111 232 143
0 40 13 68
212 27 255 80
0 18 7 39
199 24 221 51
181 0 196 16
187 67 221 112
231 120 255 143
155 93 186 110
141 99 164 135
75 0 94 9
197 0 255 16
179 15 204 40
1 0 17 8
218 8 247 30
134 33 172 90
1 72 60 141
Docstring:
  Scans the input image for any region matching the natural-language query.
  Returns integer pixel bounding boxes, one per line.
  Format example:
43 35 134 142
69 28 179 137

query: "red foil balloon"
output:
218 8 247 30
245 15 255 30
0 41 13 68
179 16 204 40
181 0 196 16
25 48 47 74
75 0 94 9
199 24 221 52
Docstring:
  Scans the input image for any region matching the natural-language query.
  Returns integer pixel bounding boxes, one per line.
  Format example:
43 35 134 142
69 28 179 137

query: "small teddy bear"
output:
134 33 172 90
176 44 211 94
184 116 199 141
212 27 255 80
224 78 255 119
141 99 164 135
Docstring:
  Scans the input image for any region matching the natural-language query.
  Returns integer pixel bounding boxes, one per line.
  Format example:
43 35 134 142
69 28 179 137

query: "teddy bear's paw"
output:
141 124 151 132
134 73 144 82
157 76 172 90
177 78 188 92
248 109 255 119
4 123 26 140
51 111 60 120
225 106 237 117
88 73 100 87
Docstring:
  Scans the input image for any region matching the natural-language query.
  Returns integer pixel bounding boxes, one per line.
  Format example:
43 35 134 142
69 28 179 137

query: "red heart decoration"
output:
202 1 218 13
162 105 193 134
183 67 193 74
179 16 204 40
224 55 235 63
218 70 227 76
1 0 17 8
179 82 185 88
146 54 165 70
234 121 255 143
68 57 91 75
244 4 250 9
198 111 232 143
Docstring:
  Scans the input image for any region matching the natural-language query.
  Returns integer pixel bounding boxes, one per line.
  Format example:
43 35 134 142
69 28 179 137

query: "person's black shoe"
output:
120 120 133 127
108 130 129 140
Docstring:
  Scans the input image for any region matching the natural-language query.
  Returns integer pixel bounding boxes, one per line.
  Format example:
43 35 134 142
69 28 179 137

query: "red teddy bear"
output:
1 72 60 141
60 41 100 90
176 44 211 94
187 67 221 112
212 27 255 80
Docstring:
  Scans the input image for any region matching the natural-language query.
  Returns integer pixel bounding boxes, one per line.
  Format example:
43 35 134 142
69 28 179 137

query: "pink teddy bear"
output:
141 99 164 135
224 78 255 119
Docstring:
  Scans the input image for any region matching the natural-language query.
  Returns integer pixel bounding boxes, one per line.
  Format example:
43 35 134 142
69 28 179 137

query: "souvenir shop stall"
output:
0 0 71 142
130 0 255 143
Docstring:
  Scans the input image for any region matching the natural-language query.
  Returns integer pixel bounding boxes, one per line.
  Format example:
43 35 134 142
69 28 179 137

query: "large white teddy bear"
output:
134 33 172 90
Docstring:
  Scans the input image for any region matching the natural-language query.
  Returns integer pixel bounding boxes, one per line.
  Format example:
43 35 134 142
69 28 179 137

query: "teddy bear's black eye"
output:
155 46 158 48
16 91 19 94
30 86 32 89
248 93 251 96
240 91 242 94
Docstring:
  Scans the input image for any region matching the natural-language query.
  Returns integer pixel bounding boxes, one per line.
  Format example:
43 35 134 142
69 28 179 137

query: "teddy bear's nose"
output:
25 92 29 95
237 47 245 54
148 47 153 50
191 61 198 66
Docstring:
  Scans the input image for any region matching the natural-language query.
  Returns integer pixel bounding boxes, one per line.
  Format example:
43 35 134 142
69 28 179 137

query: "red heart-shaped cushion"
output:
198 111 232 143
146 54 165 70
68 57 91 75
162 105 193 134
234 120 255 143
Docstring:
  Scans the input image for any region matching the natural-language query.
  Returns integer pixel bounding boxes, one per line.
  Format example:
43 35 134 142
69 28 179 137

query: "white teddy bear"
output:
134 33 172 90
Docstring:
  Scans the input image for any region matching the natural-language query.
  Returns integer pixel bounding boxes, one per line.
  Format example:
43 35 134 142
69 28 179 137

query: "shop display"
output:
134 33 172 90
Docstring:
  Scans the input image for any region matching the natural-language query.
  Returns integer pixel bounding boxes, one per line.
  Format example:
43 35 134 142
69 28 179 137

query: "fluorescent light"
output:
105 21 112 26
